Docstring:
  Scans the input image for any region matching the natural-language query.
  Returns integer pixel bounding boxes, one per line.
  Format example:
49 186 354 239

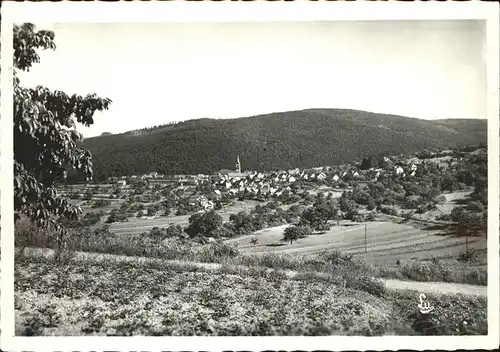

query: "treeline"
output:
80 109 487 180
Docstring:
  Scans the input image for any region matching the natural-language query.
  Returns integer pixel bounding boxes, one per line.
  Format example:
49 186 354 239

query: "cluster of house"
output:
108 172 209 188
107 156 422 198
208 156 422 198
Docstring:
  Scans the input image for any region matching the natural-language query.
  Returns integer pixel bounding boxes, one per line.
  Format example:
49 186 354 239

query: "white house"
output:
117 180 127 187
317 172 327 181
395 166 404 175
332 174 340 182
310 173 317 180
225 182 232 189
410 163 418 171
214 189 221 196
353 171 360 178
289 176 297 183
303 174 309 180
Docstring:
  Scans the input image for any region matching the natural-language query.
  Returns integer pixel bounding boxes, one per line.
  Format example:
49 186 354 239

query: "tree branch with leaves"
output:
14 23 112 242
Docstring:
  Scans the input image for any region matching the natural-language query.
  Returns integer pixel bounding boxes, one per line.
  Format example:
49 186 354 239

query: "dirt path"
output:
20 247 487 297
382 279 487 297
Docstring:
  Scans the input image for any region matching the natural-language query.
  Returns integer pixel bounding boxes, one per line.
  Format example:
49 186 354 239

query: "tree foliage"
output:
185 210 223 238
14 23 112 237
282 225 312 244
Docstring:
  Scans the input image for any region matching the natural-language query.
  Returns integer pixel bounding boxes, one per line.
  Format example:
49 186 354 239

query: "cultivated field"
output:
225 221 487 266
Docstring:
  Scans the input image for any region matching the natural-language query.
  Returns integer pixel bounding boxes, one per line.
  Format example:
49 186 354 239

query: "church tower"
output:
236 155 242 173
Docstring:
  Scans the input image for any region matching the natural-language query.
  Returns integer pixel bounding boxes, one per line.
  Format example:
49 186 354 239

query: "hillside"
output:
81 109 487 179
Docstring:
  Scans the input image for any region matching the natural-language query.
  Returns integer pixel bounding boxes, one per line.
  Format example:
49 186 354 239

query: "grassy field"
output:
105 200 266 235
14 252 488 336
225 221 487 266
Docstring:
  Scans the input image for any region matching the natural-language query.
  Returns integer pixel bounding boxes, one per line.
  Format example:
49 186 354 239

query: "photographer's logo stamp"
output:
417 293 434 314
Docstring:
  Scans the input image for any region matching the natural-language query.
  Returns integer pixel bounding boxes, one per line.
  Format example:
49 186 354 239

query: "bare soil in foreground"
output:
20 247 488 297
14 248 488 336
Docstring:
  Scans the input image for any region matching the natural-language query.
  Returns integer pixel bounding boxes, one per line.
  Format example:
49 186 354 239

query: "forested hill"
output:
81 109 487 180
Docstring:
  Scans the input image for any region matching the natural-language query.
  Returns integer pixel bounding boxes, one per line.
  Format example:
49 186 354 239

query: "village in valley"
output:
53 144 487 264
12 20 491 338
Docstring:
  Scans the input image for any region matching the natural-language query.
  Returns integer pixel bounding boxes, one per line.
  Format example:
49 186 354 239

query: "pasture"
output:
225 221 487 266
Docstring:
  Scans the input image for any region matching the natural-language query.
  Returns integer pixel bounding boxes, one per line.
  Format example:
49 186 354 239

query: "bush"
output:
315 223 331 233
80 211 105 226
467 201 484 213
148 227 167 240
196 242 240 262
436 214 451 222
457 249 479 264
344 209 359 220
323 250 354 266
380 206 398 216
345 275 386 297
106 210 128 223
400 260 452 282
366 213 376 221
175 208 188 216
91 199 111 208
165 225 184 238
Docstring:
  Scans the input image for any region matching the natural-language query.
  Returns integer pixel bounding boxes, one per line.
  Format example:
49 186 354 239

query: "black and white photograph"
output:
1 2 499 351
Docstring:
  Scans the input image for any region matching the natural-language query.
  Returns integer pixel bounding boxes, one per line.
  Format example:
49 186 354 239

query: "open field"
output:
225 221 487 266
14 251 488 336
105 200 267 235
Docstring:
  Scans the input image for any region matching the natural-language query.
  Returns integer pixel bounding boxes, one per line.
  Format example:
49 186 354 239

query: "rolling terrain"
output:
81 109 487 179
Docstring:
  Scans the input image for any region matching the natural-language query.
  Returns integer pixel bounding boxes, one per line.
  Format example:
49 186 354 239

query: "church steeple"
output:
236 155 241 173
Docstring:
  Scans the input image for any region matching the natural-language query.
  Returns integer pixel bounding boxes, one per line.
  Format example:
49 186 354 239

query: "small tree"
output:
250 236 258 246
282 225 312 245
185 210 223 238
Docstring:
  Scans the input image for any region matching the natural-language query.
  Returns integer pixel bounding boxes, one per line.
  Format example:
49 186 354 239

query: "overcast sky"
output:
18 20 486 138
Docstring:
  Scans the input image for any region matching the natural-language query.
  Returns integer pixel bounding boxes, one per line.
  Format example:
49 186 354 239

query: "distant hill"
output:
100 132 113 137
81 109 487 180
